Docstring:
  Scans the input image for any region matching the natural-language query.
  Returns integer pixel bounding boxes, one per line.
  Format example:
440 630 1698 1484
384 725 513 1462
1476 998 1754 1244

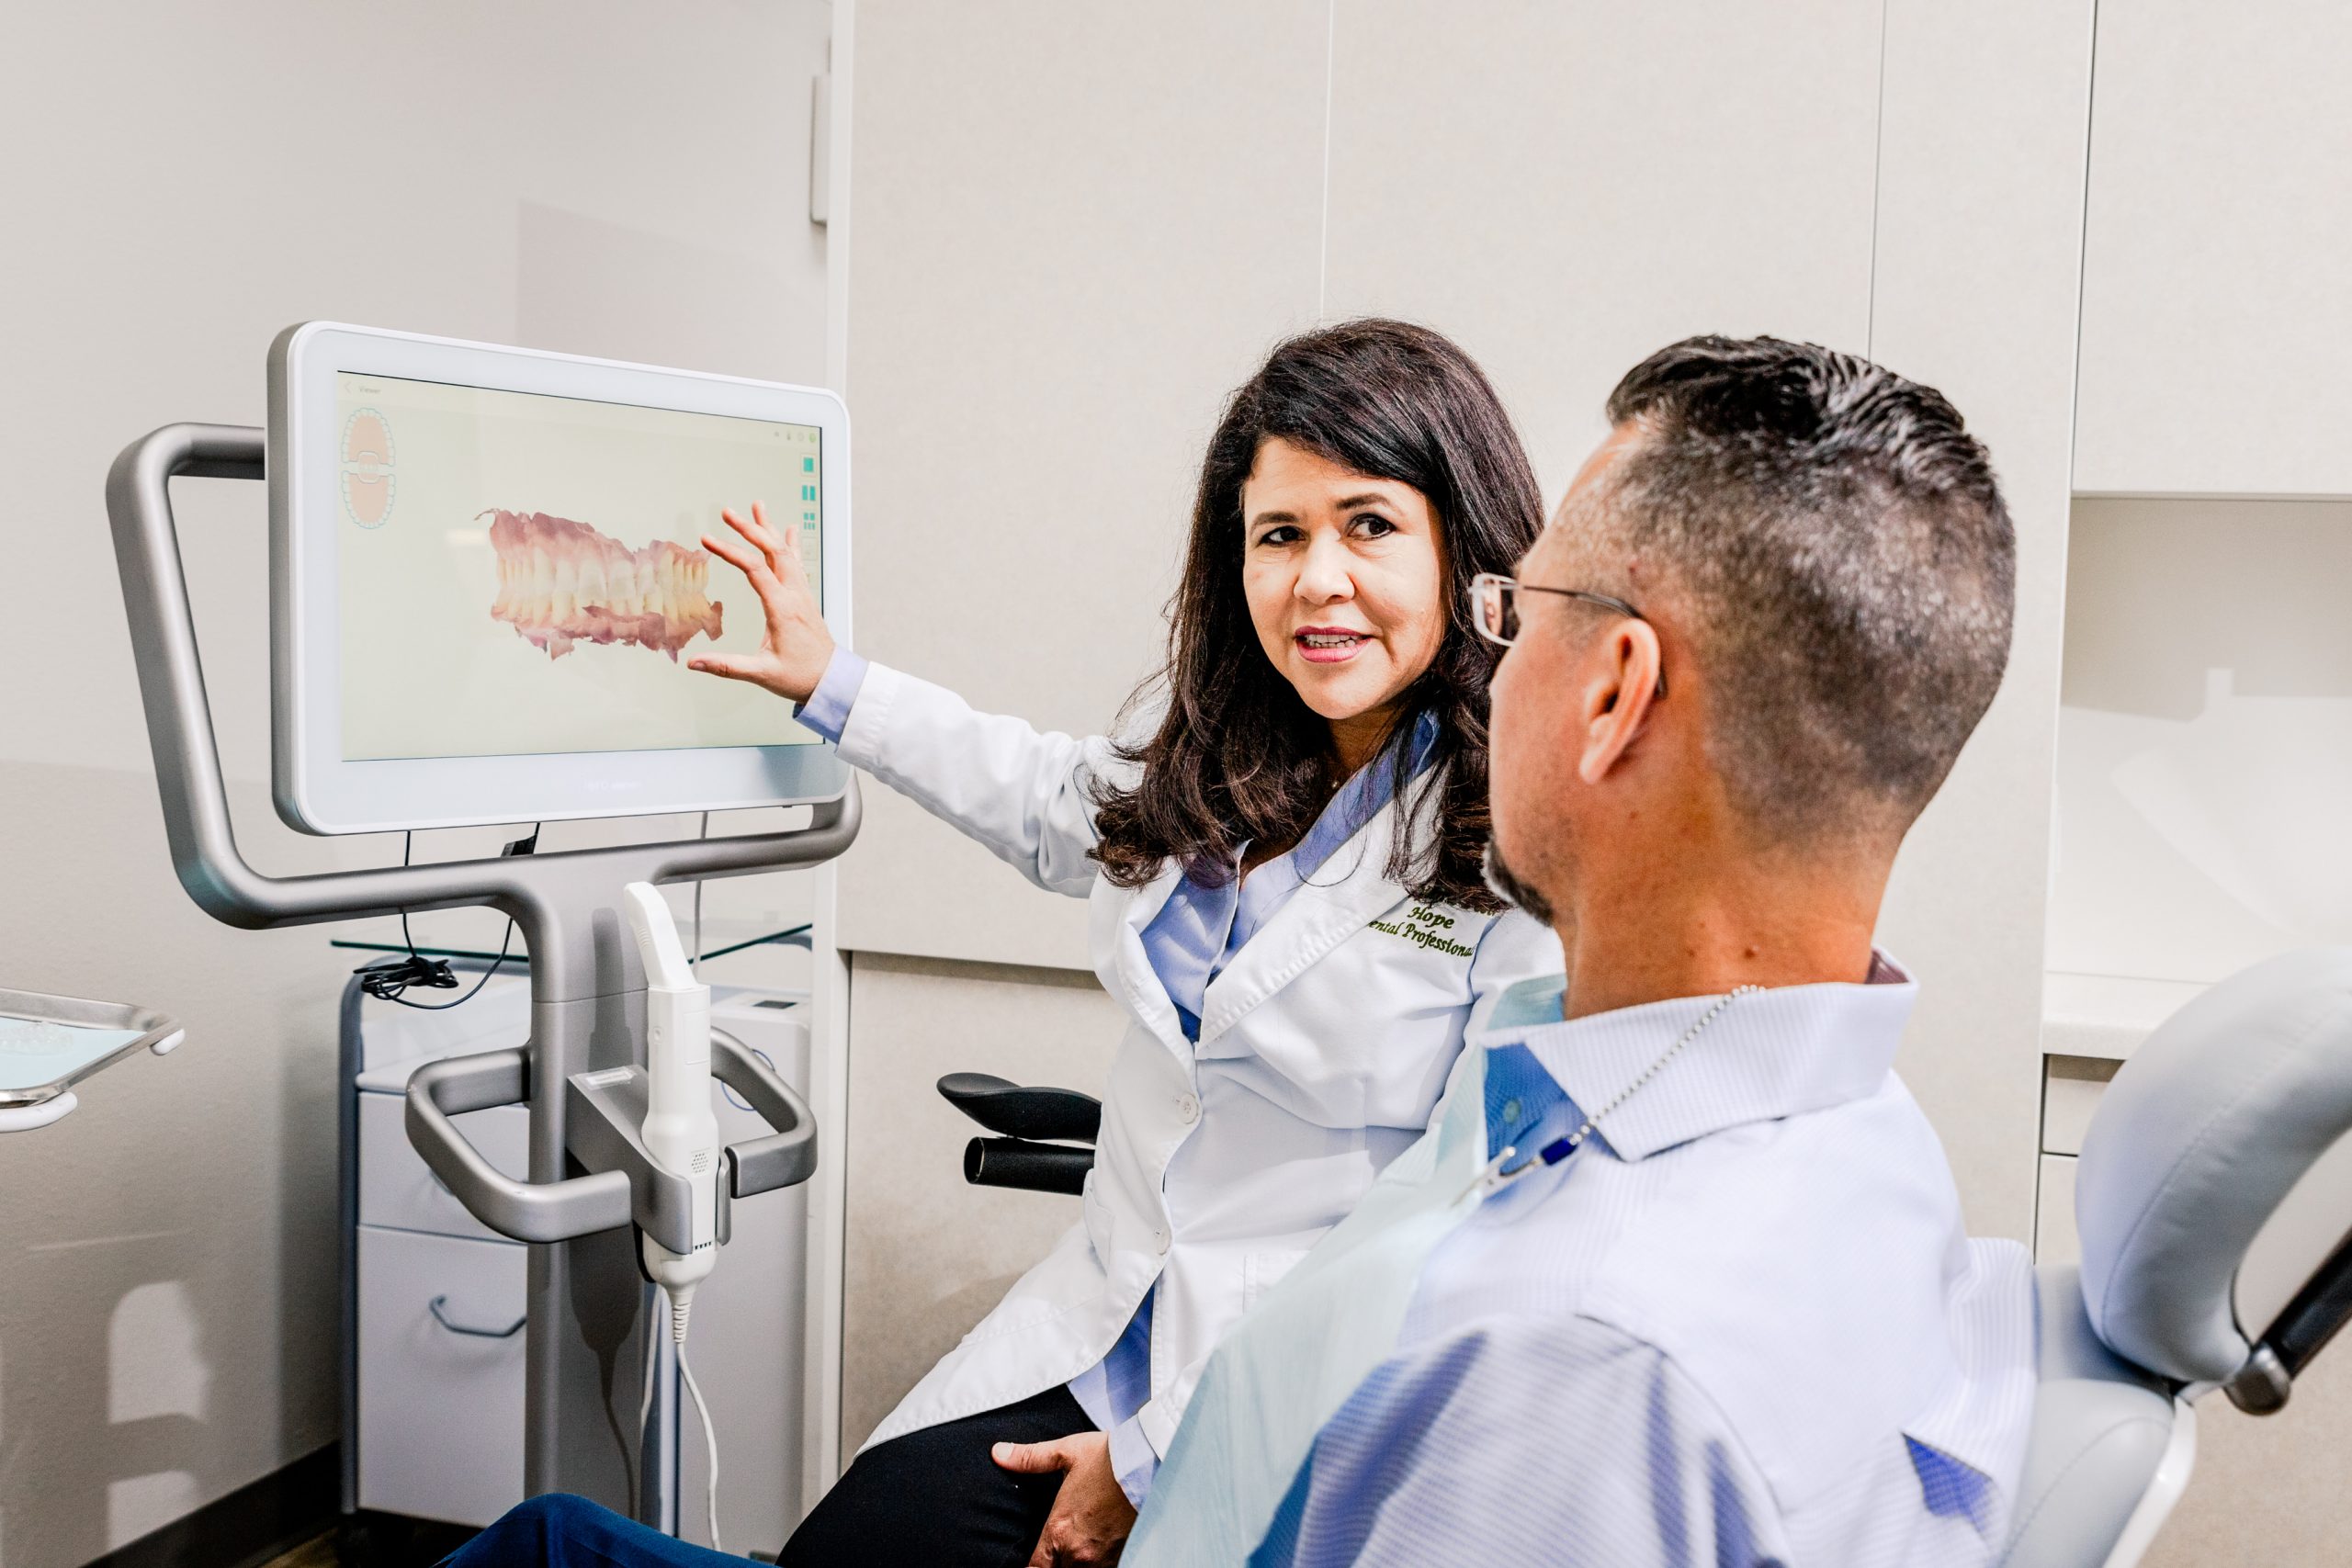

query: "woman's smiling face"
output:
1241 436 1448 759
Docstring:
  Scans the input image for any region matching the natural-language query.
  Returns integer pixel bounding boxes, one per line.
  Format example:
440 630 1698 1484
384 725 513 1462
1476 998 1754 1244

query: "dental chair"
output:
2003 946 2352 1568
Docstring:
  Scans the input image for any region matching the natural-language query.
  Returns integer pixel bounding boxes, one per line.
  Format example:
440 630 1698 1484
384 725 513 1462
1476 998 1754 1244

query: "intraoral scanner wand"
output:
623 883 720 1310
622 882 725 1547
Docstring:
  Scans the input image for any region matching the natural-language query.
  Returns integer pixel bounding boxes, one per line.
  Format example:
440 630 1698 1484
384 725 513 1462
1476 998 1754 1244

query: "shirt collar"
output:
1477 952 1917 1162
1288 707 1441 880
1185 706 1442 890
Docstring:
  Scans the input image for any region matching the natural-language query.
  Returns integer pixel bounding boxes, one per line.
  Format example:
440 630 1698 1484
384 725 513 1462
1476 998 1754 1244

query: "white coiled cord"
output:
672 1291 722 1555
638 1287 722 1553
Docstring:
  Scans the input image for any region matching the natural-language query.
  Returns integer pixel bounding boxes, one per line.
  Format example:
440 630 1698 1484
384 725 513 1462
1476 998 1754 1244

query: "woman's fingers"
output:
741 501 786 566
1005 1434 1131 1567
721 502 811 588
748 501 813 591
991 1438 1076 1475
700 503 835 702
707 516 819 622
686 651 763 682
700 530 773 587
717 505 781 563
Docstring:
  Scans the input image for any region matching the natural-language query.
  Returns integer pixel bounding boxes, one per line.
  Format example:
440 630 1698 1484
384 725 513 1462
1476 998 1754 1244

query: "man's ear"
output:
1576 619 1665 785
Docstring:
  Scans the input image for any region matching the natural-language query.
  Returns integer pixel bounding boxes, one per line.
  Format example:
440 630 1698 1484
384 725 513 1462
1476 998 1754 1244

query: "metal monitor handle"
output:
105 423 859 1528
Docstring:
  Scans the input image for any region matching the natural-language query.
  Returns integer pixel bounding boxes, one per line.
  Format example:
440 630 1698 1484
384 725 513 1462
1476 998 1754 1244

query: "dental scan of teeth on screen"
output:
271 322 852 834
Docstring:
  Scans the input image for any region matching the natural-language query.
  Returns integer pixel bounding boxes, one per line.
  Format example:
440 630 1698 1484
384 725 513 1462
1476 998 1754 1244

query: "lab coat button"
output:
1154 1227 1170 1255
1175 1094 1200 1124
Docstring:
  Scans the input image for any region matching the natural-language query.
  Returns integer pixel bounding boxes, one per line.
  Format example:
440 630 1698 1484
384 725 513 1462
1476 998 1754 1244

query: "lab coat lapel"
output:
1193 784 1420 1046
1103 862 1191 1055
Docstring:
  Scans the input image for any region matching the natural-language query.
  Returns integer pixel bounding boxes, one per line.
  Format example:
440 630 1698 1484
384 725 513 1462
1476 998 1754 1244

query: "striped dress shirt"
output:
1137 954 2036 1567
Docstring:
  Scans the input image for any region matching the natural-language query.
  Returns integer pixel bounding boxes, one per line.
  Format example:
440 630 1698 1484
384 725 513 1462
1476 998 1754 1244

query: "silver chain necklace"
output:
1473 983 1763 1198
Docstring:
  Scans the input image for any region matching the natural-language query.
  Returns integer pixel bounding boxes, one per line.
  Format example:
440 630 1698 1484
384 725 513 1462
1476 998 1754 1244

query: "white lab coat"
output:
842 662 1560 1461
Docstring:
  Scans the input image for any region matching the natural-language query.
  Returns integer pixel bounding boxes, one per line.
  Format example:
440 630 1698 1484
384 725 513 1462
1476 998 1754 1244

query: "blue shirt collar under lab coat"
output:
1141 709 1442 1040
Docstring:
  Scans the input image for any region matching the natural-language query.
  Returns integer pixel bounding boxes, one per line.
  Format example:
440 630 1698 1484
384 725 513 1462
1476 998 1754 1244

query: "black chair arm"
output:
963 1136 1093 1196
937 1072 1102 1144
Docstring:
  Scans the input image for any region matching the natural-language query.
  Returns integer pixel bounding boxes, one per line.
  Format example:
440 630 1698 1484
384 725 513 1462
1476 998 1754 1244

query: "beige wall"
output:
837 954 1124 1451
0 6 830 1563
831 0 1331 968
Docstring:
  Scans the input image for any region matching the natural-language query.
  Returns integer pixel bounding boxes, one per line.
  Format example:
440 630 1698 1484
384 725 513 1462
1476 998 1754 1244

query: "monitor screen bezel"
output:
268 321 853 836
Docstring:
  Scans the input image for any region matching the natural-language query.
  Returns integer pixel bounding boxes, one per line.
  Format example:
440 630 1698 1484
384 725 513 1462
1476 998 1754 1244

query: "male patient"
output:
1119 335 2036 1567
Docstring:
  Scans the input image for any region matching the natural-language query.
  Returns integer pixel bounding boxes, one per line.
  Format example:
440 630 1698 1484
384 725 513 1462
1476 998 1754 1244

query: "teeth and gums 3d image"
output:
483 508 726 660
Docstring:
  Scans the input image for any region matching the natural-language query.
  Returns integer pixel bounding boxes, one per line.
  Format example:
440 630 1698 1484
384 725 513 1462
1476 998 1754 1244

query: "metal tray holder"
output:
0 988 185 1133
105 423 858 1529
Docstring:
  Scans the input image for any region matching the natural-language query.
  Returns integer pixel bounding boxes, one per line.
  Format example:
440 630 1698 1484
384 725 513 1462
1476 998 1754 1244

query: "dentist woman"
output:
444 321 1556 1568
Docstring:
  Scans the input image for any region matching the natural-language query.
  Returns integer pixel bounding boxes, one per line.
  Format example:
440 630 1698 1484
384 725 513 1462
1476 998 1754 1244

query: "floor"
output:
254 1514 478 1568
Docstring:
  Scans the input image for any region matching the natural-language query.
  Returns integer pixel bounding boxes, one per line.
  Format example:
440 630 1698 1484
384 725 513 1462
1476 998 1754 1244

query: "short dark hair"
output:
1589 335 2015 838
1091 319 1545 908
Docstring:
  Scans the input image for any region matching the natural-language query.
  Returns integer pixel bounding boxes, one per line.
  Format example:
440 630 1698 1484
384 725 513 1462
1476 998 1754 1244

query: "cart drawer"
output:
356 1224 526 1527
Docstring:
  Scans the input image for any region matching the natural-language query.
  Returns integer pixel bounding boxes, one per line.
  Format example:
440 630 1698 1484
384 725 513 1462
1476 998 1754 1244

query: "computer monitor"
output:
268 321 852 834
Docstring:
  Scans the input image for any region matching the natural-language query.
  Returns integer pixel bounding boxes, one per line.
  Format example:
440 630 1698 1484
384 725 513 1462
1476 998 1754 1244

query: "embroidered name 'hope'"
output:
1368 902 1475 958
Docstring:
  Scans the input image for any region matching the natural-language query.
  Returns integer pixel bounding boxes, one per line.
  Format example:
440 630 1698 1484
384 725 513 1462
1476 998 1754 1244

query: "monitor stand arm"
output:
105 423 860 1529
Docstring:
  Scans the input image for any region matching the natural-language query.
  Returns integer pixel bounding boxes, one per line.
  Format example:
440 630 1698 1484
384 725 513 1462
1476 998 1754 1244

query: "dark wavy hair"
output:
1090 320 1544 910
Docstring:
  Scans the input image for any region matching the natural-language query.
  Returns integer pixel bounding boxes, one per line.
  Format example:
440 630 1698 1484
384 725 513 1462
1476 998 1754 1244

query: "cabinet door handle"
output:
428 1294 526 1339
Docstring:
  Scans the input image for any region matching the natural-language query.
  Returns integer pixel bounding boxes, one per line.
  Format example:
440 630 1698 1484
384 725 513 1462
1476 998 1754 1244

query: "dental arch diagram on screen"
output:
332 371 823 763
485 507 725 660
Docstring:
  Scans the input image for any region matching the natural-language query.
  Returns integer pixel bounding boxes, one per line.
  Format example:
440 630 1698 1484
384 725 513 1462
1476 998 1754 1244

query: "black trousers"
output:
778 1384 1096 1568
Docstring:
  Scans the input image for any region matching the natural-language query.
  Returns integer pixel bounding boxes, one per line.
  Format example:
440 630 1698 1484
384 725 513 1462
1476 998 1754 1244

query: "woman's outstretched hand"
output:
993 1432 1136 1566
688 501 835 703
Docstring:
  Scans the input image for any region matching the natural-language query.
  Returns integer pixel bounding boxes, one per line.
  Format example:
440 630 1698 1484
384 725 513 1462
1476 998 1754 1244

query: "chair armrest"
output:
963 1136 1092 1196
938 1072 1102 1143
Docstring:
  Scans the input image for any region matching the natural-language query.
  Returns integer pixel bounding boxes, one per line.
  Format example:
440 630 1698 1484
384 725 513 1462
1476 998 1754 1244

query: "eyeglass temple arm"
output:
1481 579 1668 697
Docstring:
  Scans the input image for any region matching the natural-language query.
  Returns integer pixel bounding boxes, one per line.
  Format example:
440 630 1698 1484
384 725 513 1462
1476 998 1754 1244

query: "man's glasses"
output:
1468 572 1666 694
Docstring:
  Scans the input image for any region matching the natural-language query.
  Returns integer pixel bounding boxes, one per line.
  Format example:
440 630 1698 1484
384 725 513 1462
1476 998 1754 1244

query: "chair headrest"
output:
2077 948 2352 1387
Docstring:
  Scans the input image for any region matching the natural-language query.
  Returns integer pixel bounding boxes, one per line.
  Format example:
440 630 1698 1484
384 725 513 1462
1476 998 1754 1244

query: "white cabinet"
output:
356 1225 529 1526
2053 27 2352 1550
2075 0 2352 495
1323 0 1883 490
2034 1154 2080 1268
345 979 814 1545
2033 1055 2116 1267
